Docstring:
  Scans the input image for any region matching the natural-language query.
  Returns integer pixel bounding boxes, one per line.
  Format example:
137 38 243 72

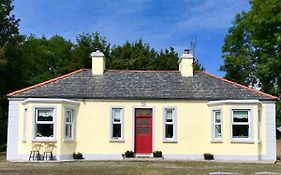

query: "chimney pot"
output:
95 48 103 52
184 49 190 54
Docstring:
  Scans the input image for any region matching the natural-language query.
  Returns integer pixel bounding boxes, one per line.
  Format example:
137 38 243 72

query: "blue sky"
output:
13 0 250 76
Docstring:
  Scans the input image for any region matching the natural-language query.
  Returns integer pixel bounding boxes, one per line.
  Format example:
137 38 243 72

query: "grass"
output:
0 141 280 175
277 140 281 158
0 154 281 175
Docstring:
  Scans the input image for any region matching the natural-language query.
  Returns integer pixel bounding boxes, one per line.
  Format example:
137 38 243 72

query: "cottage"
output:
6 49 277 161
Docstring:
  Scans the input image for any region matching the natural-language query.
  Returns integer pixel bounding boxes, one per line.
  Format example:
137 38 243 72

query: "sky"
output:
13 0 250 76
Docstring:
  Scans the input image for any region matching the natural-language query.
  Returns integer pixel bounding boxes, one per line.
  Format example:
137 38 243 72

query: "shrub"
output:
73 152 84 159
0 144 6 152
153 151 162 158
203 153 214 160
124 150 134 158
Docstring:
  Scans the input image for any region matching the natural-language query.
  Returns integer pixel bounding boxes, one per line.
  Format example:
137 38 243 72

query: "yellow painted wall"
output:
17 100 267 157
178 58 193 77
92 57 105 75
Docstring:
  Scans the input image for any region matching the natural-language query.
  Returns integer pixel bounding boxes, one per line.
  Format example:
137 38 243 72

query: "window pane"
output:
143 128 149 134
137 128 142 134
137 119 142 126
143 119 149 126
233 111 248 122
113 109 121 122
215 125 222 138
232 125 249 138
113 124 121 138
65 124 72 138
37 109 53 121
136 108 152 116
215 111 221 123
36 124 53 137
165 124 173 138
66 110 72 122
166 109 173 122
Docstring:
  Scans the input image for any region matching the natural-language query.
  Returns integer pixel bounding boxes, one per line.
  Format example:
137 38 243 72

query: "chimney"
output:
90 49 105 75
178 49 194 77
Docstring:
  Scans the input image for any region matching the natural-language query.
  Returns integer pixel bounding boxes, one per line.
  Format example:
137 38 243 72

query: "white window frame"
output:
33 106 56 141
231 108 254 143
22 108 28 142
110 107 124 142
211 109 223 142
64 108 75 141
163 107 177 142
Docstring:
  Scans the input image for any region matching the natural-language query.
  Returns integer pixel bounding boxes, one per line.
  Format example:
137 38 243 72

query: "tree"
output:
110 39 157 70
73 32 110 69
0 0 20 150
0 0 20 47
110 40 204 71
221 0 281 125
5 35 77 88
147 47 178 70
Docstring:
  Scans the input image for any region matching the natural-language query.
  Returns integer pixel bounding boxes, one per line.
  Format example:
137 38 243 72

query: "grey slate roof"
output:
8 69 276 100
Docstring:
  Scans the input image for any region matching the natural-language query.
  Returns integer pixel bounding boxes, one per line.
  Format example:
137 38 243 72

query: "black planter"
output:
73 152 84 159
153 151 162 158
124 151 135 158
203 153 214 160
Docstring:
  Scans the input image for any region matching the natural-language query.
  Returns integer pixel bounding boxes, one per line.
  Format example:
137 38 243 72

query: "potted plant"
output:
73 152 84 159
153 151 162 158
123 150 135 158
203 153 214 160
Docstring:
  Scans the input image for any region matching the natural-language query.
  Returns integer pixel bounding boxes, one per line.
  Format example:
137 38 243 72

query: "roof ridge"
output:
107 69 179 73
7 68 89 97
198 71 278 100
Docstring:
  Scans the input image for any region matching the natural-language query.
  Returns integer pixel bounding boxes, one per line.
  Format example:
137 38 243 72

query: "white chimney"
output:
178 49 194 77
90 49 105 75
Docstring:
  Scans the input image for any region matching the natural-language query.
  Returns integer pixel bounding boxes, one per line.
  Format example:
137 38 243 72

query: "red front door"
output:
135 109 152 154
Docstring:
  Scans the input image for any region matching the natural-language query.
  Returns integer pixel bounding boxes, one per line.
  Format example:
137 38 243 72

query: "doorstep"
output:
123 153 164 160
135 154 153 158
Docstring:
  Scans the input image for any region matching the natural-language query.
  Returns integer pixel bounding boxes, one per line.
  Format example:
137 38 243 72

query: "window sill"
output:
63 139 76 143
32 138 57 142
230 139 254 144
110 139 124 143
211 140 223 143
163 140 177 143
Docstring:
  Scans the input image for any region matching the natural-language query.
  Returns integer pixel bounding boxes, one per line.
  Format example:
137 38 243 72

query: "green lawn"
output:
0 154 281 175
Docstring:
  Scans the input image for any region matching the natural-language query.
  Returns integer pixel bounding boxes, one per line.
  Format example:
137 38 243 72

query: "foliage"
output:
109 40 204 70
124 150 135 158
110 39 156 70
0 0 20 47
73 152 84 159
0 0 20 148
153 150 162 158
203 153 214 160
221 0 281 125
73 32 110 69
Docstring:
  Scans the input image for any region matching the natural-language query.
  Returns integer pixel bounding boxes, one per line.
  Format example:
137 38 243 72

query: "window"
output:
111 108 123 140
232 110 250 139
163 108 176 142
65 109 74 140
212 110 222 141
35 108 54 139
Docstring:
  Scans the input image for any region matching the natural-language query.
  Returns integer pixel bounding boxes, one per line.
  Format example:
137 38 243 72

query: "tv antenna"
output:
191 36 196 58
